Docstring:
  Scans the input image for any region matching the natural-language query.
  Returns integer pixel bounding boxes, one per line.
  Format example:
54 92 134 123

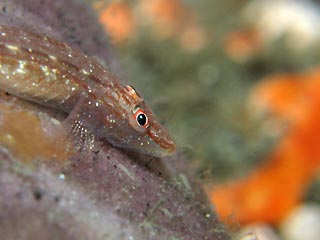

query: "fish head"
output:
103 84 176 157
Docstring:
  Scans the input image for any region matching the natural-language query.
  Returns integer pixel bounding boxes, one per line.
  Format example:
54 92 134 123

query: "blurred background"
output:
91 0 320 239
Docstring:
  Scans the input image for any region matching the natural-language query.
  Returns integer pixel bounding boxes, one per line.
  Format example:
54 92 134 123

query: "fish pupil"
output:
137 113 147 126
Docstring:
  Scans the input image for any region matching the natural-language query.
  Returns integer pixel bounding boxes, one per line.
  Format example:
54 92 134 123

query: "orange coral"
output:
224 29 262 62
137 0 206 51
137 0 187 38
96 0 205 51
179 23 206 53
206 68 320 225
98 2 135 43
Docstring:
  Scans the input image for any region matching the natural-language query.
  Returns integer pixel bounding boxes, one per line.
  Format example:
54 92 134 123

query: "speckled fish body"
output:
0 25 176 157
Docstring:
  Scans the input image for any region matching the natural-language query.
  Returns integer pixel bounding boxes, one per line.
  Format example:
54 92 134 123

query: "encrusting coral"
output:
207 67 320 225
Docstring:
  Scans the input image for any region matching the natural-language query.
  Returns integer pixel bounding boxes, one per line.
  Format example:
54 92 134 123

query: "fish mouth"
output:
161 144 176 156
160 139 176 156
148 141 176 157
147 128 176 156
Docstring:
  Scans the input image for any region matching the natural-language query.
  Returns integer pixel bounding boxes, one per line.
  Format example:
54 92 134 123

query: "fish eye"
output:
136 112 147 126
134 109 149 128
129 106 151 132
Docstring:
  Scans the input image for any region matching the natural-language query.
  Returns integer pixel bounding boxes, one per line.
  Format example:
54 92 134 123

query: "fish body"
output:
0 25 175 157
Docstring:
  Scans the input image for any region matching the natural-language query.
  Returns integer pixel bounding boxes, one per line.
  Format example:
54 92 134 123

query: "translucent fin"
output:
60 94 98 152
69 120 96 151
